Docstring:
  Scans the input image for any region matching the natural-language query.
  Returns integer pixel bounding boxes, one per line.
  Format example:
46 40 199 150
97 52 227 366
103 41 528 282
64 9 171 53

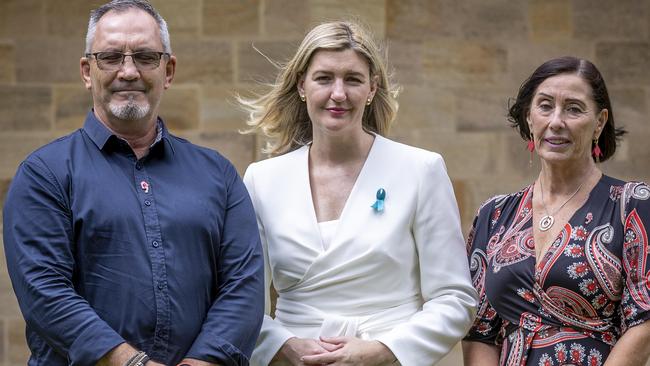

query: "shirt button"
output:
152 240 159 248
135 162 143 170
144 200 151 206
157 281 165 290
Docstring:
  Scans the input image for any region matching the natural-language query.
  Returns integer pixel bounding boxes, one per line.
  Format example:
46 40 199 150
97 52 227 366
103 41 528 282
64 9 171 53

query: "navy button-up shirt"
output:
3 112 264 365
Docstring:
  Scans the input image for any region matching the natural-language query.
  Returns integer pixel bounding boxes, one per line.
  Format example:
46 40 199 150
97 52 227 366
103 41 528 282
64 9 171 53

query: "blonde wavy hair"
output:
239 21 400 156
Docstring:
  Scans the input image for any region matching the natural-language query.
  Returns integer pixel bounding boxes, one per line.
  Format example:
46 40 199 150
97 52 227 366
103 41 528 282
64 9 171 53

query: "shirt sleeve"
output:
2 158 125 365
375 154 479 366
464 198 505 345
619 181 650 332
185 161 265 365
243 164 298 366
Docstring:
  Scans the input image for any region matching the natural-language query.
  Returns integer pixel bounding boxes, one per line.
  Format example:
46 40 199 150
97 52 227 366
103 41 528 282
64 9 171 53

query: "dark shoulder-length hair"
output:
508 56 626 163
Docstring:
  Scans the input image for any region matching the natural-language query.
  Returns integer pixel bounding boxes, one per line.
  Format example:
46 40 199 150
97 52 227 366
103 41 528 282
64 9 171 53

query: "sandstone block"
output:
573 0 648 40
159 86 200 131
450 179 470 227
0 278 21 318
386 41 424 85
8 318 29 365
150 0 201 37
389 128 498 181
0 86 51 132
450 0 527 40
16 38 84 83
0 43 15 83
386 0 441 40
237 40 298 83
529 0 572 41
608 88 647 134
387 0 526 41
263 0 309 37
0 0 45 38
202 84 249 133
506 40 594 89
596 42 650 86
395 85 456 134
0 178 11 206
192 132 256 175
455 87 512 132
601 130 650 181
45 0 102 38
54 84 93 133
308 0 387 38
499 132 542 180
389 128 506 231
0 318 4 363
203 0 259 37
391 40 507 86
172 39 232 84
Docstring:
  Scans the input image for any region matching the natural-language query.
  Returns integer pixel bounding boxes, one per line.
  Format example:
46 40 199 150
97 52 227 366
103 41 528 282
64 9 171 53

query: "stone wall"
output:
1 0 649 364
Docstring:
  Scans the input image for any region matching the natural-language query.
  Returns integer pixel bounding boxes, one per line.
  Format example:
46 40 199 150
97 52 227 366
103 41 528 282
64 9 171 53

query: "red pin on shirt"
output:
140 181 150 193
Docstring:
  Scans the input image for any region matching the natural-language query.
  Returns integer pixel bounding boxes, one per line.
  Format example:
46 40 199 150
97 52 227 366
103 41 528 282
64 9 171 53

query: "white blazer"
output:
243 135 478 366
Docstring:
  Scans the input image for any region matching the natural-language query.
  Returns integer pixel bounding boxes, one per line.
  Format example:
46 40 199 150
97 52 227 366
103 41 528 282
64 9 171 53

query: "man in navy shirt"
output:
2 1 264 365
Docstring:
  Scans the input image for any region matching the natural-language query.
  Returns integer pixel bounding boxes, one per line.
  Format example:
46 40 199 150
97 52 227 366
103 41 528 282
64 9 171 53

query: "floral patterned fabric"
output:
465 175 650 365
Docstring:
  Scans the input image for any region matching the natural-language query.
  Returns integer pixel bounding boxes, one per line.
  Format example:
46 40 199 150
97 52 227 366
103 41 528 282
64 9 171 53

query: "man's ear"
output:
80 57 92 90
164 55 176 89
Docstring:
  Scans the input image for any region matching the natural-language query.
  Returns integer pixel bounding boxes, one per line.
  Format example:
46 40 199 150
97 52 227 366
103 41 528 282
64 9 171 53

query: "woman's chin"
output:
538 151 591 166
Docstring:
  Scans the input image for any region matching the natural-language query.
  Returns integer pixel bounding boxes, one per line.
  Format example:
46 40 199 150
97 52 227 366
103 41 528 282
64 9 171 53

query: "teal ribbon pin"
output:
371 188 386 212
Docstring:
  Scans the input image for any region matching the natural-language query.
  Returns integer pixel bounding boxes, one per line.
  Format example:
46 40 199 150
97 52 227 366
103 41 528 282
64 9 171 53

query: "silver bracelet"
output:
125 351 150 366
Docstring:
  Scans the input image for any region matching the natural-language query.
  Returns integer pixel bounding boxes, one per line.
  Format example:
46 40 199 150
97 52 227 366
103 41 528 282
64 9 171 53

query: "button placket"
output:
133 161 170 360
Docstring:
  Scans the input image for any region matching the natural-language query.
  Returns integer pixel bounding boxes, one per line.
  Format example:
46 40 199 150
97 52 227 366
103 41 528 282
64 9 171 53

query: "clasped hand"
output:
274 336 396 365
145 358 219 365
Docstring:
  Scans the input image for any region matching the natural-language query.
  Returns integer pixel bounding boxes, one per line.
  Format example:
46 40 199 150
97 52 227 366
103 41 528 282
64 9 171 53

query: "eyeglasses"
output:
85 51 170 71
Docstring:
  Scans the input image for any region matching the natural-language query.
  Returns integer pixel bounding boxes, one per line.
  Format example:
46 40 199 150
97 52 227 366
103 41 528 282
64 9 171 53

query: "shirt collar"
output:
82 110 175 155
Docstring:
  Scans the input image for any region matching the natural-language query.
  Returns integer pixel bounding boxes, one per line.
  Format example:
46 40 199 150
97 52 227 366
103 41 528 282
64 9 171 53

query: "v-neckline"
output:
531 174 604 273
304 135 380 252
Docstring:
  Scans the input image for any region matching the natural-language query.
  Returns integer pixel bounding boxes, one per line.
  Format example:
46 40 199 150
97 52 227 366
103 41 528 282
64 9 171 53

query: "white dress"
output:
243 135 478 366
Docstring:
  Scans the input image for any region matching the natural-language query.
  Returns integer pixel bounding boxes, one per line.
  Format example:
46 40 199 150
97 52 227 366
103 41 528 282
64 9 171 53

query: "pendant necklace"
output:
538 178 584 232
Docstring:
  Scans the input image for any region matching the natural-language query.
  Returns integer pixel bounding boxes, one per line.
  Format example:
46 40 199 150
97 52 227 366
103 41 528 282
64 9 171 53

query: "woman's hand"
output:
301 336 396 365
272 337 332 365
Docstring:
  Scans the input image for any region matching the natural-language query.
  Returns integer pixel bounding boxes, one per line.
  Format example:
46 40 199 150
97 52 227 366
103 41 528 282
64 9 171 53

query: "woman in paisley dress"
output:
463 56 650 366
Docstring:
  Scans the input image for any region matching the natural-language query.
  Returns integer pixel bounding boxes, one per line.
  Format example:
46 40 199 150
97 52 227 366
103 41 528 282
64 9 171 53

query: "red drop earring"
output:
592 138 602 163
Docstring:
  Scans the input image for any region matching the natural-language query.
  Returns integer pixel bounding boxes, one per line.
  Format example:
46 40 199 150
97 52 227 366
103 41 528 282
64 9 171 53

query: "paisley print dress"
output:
465 175 650 365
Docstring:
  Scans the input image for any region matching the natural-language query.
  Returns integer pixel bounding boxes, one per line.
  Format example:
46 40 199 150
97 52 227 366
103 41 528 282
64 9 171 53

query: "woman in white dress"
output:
240 21 478 366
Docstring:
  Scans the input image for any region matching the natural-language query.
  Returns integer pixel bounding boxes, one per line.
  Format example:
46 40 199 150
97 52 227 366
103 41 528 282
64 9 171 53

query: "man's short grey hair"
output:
85 0 171 54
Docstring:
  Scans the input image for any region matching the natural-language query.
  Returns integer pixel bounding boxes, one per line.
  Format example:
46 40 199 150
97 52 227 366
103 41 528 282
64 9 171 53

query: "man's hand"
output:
96 343 166 366
176 358 220 366
97 343 137 366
